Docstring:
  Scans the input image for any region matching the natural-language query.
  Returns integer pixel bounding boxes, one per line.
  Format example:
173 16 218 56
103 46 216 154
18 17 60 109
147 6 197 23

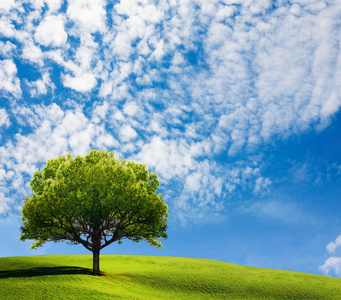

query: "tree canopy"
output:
20 150 168 273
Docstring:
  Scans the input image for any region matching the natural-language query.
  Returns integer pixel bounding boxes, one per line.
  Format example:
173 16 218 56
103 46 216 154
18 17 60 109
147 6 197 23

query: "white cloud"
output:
0 192 13 215
22 41 44 65
216 4 234 21
0 17 16 38
119 124 137 142
134 135 271 225
116 0 164 23
290 4 302 16
150 39 165 61
26 72 55 96
0 0 16 12
63 72 97 92
69 122 96 156
113 110 124 121
327 235 341 255
185 172 202 192
0 103 116 173
123 102 139 116
319 257 341 277
0 59 21 98
67 0 106 33
0 108 10 128
74 45 96 71
93 132 117 150
35 15 67 47
0 41 16 57
29 0 45 10
44 0 63 12
134 137 195 180
92 101 109 123
172 160 229 226
253 176 272 195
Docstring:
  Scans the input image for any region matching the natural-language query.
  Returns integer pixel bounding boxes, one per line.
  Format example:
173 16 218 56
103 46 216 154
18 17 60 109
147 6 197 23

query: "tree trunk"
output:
93 248 100 273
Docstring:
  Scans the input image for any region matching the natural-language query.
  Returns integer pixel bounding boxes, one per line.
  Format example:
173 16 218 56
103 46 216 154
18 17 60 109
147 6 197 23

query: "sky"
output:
1 0 341 278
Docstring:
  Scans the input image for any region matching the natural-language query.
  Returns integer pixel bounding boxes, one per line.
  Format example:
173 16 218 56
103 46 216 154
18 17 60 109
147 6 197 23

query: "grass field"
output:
0 255 340 299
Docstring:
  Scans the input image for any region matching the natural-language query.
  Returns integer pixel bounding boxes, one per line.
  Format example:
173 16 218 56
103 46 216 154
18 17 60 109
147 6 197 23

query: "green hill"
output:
0 255 340 299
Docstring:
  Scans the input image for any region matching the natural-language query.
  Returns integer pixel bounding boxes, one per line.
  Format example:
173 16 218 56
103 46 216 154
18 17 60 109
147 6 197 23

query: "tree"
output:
20 150 168 273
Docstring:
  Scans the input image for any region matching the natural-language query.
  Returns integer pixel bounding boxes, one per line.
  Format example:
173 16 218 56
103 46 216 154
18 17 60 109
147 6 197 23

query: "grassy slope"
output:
0 255 340 299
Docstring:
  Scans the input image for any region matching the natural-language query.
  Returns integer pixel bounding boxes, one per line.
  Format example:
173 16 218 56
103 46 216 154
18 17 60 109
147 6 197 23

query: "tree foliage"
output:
20 150 168 273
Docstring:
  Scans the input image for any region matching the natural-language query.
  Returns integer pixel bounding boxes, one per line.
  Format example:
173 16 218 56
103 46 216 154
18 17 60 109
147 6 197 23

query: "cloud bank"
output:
0 0 341 224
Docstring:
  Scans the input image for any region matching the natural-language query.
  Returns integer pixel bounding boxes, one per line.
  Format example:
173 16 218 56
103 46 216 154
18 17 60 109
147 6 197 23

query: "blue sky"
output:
1 0 341 277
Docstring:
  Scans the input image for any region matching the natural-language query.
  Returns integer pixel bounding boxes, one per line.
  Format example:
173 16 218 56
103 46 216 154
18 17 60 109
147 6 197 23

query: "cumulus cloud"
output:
45 0 63 12
92 101 109 123
327 235 341 254
319 257 341 277
134 137 195 181
0 17 16 39
63 73 97 92
67 0 106 33
119 124 137 142
22 41 44 65
0 59 21 98
320 235 341 277
0 108 10 128
26 72 55 96
123 102 139 116
0 41 16 58
35 15 68 47
0 0 16 12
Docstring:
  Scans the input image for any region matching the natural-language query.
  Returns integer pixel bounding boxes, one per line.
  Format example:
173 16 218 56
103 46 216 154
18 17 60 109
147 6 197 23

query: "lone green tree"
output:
20 150 168 273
